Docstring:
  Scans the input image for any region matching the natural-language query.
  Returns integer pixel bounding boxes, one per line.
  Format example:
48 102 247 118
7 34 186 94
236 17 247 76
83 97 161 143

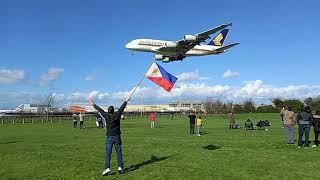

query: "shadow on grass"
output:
202 145 221 150
200 131 208 135
0 141 23 145
124 153 179 173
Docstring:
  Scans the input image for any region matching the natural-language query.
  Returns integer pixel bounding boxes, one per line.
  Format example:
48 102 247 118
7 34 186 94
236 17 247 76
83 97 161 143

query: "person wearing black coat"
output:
89 97 129 176
188 112 196 134
297 106 313 148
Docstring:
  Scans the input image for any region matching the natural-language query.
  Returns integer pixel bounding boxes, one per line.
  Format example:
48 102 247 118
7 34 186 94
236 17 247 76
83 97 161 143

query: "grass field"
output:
1 113 319 180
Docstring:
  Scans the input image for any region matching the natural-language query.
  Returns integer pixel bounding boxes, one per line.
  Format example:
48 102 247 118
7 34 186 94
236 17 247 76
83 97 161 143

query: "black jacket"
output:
313 115 320 132
188 114 196 124
297 111 313 125
93 101 127 136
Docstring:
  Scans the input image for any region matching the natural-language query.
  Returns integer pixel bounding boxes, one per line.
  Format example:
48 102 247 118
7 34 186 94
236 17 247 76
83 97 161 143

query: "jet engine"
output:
162 58 170 63
165 42 177 48
184 35 197 42
154 54 165 60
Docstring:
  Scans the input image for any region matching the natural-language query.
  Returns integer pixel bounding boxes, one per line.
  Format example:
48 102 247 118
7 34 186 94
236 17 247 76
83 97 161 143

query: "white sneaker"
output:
311 145 317 148
102 168 111 176
118 167 123 174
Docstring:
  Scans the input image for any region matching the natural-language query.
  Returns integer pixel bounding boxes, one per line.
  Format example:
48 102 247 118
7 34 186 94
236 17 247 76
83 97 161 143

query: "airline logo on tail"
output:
208 29 229 46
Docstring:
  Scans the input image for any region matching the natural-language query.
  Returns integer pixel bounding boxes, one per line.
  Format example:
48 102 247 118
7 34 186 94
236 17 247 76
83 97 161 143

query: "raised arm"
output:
93 104 106 114
117 101 127 114
89 97 106 114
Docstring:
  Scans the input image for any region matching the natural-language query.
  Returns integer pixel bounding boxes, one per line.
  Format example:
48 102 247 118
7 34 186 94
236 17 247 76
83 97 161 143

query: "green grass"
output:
0 113 319 180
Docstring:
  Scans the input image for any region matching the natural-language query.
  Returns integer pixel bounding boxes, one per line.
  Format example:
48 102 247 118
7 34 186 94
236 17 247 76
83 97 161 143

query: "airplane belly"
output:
185 49 209 56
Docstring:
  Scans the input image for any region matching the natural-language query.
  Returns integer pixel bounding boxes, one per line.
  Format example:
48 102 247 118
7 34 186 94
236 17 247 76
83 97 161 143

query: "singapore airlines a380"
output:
125 23 240 63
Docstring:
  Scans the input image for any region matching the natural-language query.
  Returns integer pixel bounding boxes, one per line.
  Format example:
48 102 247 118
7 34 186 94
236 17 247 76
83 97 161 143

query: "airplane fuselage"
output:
126 39 224 57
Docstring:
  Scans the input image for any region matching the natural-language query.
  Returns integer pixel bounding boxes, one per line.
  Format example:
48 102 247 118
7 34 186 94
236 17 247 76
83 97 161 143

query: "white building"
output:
15 104 61 113
169 101 204 112
79 101 204 113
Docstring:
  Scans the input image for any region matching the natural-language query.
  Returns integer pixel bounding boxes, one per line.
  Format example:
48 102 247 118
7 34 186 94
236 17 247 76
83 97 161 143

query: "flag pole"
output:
127 74 145 101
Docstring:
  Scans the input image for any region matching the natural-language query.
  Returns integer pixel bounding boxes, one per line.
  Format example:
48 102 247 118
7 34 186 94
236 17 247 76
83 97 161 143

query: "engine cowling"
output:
184 34 197 42
162 58 170 63
165 42 177 48
154 54 164 60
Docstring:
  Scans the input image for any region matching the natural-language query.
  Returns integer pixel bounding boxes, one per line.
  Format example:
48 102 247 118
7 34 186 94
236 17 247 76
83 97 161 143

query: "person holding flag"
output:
89 62 177 176
89 97 130 176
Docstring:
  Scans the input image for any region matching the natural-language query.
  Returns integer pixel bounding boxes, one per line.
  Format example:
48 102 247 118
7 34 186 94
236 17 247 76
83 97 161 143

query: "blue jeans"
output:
284 125 294 144
105 135 123 169
298 124 310 147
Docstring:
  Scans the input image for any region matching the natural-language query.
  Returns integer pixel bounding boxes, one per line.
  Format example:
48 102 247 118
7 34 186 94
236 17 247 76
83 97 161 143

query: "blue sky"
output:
1 0 320 108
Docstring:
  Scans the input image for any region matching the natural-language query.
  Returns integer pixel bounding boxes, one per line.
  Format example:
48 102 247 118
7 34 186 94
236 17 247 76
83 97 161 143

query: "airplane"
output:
125 23 240 63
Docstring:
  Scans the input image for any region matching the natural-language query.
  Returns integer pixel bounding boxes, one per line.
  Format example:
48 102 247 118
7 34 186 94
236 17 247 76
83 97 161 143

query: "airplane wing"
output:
213 42 240 52
157 23 233 54
195 23 232 40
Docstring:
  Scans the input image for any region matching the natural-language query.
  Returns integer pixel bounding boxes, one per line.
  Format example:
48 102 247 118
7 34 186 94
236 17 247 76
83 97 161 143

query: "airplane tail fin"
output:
208 29 229 46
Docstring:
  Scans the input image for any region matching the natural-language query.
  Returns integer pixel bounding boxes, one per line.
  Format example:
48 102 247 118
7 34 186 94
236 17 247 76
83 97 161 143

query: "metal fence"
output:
0 113 200 124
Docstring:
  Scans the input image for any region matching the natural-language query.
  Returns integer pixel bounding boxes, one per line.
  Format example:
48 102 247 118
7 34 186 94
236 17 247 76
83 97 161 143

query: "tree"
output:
243 99 255 113
283 99 303 112
256 104 279 113
272 98 285 110
233 104 244 113
202 98 215 113
305 96 320 112
224 101 234 114
202 98 233 114
40 93 56 122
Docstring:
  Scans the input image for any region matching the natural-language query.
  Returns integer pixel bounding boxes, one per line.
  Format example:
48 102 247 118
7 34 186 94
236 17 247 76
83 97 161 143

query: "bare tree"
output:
202 97 234 114
40 93 56 122
243 99 255 113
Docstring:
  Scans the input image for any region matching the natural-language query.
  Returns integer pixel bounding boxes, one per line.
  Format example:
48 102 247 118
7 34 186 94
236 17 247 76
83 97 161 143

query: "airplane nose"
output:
125 42 131 49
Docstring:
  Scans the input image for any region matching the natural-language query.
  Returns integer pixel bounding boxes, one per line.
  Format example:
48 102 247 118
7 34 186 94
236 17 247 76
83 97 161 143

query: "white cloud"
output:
85 72 96 81
223 69 240 79
40 68 64 85
176 70 208 82
236 80 319 100
2 80 320 109
85 75 94 81
84 70 102 81
0 69 24 84
89 91 99 98
53 80 320 106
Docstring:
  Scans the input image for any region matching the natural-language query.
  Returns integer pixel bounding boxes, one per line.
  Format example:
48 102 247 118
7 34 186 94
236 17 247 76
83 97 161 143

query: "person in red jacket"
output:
149 112 156 128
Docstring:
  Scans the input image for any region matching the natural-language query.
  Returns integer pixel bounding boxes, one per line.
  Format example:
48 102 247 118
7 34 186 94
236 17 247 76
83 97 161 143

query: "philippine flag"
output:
145 63 178 92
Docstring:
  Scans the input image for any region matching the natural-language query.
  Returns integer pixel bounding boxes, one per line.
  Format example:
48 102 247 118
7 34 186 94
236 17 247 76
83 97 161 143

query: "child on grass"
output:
196 116 203 136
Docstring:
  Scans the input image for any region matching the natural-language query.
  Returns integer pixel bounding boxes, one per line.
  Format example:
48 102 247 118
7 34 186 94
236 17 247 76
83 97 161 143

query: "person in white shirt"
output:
79 113 84 129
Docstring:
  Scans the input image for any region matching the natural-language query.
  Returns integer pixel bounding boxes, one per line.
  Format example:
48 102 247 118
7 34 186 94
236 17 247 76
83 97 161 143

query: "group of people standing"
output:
281 105 320 148
72 113 85 129
188 112 204 136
